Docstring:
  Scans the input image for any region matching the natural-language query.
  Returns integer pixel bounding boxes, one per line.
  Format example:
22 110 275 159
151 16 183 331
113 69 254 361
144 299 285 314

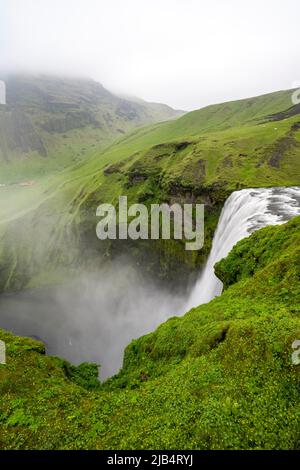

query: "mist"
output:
0 260 187 379
1 0 300 110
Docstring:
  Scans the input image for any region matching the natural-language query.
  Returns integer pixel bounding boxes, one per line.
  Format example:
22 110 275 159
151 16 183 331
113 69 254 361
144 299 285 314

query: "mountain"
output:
70 88 300 278
0 75 184 178
0 87 300 292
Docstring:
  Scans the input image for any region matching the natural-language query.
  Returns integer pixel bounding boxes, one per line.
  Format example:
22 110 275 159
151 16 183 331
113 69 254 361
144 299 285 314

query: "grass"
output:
0 86 300 449
0 75 183 182
0 216 300 449
1 88 300 291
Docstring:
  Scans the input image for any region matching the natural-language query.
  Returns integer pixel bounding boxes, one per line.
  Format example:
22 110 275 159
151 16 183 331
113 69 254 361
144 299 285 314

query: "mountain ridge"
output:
1 215 300 449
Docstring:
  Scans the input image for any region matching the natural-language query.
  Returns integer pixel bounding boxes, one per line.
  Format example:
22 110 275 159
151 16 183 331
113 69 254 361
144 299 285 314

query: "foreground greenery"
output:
1 85 300 291
0 80 300 449
0 216 299 449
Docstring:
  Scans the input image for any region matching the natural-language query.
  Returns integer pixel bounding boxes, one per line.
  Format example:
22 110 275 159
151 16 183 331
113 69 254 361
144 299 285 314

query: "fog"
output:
1 0 300 109
0 260 187 379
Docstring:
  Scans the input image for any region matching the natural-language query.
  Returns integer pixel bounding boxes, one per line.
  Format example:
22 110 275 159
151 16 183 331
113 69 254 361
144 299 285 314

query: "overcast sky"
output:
1 0 300 110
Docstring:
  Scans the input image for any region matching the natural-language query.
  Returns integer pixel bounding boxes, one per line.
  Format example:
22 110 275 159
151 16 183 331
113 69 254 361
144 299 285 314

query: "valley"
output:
0 77 300 449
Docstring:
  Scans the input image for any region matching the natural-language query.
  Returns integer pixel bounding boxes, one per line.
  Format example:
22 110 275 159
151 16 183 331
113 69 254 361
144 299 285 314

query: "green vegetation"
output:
1 216 300 449
0 75 183 180
1 84 300 291
0 78 300 450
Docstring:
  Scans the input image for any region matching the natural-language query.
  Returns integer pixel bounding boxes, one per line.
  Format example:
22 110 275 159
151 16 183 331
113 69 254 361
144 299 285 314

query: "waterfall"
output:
1 185 300 378
185 187 300 310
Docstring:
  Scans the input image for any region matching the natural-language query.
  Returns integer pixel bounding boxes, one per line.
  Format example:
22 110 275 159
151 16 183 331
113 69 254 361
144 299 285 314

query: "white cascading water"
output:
185 187 300 310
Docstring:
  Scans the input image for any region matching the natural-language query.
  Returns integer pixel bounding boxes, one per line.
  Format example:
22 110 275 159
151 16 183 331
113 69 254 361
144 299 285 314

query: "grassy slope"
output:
0 75 183 181
0 216 300 449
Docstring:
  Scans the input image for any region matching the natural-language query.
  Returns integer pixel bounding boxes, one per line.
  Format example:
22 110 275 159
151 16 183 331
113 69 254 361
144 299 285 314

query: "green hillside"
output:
1 86 300 292
1 216 300 449
0 75 183 180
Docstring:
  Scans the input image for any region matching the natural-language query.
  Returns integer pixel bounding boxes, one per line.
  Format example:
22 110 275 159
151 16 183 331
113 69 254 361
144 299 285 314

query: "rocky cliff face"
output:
1 86 300 294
